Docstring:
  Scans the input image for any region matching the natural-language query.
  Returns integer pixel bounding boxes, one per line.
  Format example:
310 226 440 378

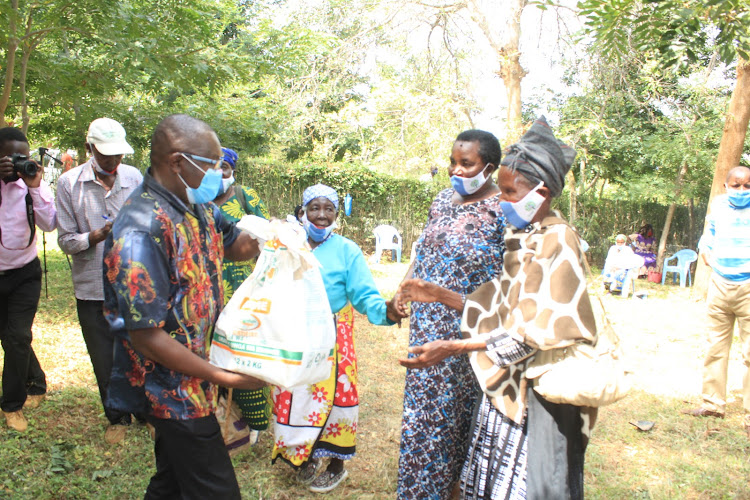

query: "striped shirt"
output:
55 161 142 300
698 194 750 283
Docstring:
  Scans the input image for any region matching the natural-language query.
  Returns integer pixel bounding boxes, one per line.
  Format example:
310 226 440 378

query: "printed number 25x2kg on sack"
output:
210 217 336 390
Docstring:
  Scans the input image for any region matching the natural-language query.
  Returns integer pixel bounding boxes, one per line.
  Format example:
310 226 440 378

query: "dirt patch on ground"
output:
601 280 746 404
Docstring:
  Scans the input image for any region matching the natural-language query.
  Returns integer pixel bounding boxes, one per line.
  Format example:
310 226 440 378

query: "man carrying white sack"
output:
102 114 264 499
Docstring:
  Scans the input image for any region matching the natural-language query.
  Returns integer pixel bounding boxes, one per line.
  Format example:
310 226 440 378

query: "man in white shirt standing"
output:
56 118 143 444
0 127 57 432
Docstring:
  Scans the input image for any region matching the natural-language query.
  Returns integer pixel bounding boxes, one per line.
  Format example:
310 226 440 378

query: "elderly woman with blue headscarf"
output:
271 184 405 493
213 147 272 432
397 117 598 499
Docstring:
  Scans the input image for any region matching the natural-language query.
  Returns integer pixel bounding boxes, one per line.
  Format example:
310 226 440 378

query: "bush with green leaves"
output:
238 160 445 257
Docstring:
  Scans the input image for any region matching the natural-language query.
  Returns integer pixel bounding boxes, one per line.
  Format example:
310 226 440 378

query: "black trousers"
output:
145 415 241 500
76 299 130 425
0 258 47 412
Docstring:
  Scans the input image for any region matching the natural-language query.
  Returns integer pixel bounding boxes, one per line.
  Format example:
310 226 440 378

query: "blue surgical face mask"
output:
301 213 337 242
178 154 222 204
500 182 546 229
726 188 750 209
451 163 491 196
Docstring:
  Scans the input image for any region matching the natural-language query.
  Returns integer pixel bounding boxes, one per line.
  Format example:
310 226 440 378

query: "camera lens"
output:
20 160 38 176
11 154 38 177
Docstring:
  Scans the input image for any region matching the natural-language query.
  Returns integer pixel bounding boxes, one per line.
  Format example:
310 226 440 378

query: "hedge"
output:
238 161 707 267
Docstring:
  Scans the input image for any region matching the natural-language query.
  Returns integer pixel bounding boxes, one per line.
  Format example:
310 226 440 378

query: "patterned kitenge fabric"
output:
219 185 271 430
272 234 391 468
632 234 656 270
460 394 527 500
103 170 239 420
272 304 357 465
398 188 505 500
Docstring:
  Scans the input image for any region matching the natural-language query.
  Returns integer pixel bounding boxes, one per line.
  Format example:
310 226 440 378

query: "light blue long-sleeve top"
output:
313 234 392 326
698 193 750 283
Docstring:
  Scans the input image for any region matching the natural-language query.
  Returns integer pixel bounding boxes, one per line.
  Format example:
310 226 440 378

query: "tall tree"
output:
580 0 750 291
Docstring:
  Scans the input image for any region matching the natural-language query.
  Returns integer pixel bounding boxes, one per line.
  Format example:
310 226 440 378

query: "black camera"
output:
10 153 39 177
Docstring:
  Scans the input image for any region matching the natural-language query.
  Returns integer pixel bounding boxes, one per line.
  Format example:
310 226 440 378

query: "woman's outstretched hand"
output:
396 278 439 308
398 340 456 369
395 279 464 313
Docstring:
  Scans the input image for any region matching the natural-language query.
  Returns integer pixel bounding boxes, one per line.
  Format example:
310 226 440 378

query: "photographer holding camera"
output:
0 127 56 432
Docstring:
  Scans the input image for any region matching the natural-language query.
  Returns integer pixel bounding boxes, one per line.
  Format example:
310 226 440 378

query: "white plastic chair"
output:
373 225 402 263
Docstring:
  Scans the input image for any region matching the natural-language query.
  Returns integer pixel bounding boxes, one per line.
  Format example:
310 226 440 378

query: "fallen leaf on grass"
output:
629 420 655 432
92 470 113 481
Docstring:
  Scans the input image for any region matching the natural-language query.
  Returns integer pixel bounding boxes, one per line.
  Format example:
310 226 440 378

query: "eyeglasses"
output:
179 152 222 170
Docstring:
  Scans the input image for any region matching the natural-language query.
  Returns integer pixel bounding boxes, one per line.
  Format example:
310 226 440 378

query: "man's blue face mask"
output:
726 188 750 209
177 153 223 205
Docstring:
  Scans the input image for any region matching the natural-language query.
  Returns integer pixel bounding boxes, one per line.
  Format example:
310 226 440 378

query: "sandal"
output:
309 468 349 493
296 458 321 485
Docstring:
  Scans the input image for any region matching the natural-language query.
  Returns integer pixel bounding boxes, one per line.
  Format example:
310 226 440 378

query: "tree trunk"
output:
688 197 695 248
567 169 577 222
656 161 688 271
19 46 31 135
657 203 677 271
465 0 528 143
0 0 20 127
501 0 528 143
694 57 750 295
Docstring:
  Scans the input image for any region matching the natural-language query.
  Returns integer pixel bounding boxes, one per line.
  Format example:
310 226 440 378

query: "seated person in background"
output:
602 234 635 292
630 223 657 276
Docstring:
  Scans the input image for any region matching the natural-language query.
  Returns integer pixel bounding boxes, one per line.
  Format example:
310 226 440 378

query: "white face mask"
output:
450 163 491 196
220 174 235 194
499 182 545 229
90 145 119 176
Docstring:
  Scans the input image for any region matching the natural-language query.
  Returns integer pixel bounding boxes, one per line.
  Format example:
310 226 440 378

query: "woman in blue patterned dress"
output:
396 130 506 499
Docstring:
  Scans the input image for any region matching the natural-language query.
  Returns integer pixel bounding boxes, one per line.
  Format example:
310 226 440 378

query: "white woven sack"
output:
210 219 336 390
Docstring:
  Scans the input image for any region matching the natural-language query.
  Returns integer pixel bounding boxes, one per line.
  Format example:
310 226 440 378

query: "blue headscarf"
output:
221 147 238 169
302 184 339 210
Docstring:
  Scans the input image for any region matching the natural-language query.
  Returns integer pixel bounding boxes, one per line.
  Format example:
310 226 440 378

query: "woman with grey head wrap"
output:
501 115 576 198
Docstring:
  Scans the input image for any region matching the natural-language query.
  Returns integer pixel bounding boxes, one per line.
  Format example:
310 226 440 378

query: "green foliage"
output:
555 189 706 266
579 0 750 68
237 159 445 254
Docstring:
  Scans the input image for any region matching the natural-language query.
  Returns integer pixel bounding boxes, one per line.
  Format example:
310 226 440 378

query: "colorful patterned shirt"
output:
102 169 240 420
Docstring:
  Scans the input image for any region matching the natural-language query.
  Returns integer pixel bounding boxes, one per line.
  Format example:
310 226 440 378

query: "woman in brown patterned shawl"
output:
397 116 597 500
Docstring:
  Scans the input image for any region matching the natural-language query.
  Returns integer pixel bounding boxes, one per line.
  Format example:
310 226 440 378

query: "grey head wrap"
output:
500 115 576 198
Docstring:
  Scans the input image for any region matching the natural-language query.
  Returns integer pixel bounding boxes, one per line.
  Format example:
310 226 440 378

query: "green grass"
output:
2 250 750 498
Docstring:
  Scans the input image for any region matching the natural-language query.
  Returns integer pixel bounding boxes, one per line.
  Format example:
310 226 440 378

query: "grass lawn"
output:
1 247 749 499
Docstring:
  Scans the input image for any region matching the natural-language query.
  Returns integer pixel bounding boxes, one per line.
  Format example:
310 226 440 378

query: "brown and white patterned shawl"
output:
461 215 598 426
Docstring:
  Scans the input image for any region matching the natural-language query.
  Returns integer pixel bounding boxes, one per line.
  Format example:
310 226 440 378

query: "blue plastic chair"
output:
374 225 402 263
661 249 698 287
